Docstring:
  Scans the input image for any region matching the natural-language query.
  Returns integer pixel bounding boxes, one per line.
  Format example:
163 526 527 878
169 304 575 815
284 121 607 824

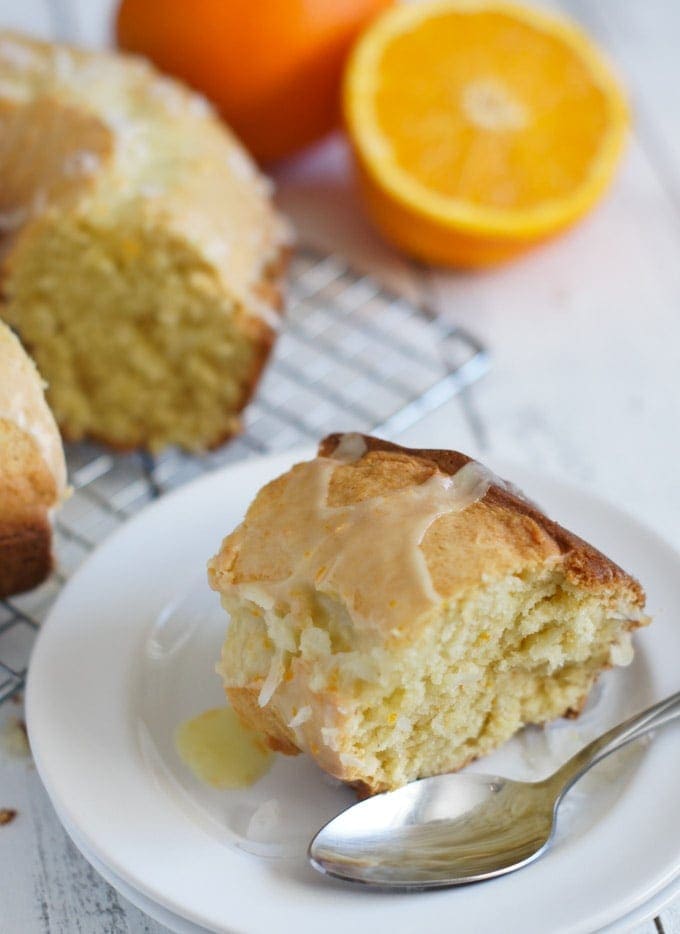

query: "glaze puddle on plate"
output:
136 574 654 864
175 707 274 789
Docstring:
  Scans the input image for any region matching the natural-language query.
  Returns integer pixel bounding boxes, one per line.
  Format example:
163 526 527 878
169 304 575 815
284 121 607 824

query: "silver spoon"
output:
309 689 680 889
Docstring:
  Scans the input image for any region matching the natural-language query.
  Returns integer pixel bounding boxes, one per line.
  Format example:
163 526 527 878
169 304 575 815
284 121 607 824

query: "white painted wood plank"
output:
631 921 662 934
1 702 166 933
568 0 680 211
0 0 52 39
68 0 115 47
660 904 680 934
631 922 661 934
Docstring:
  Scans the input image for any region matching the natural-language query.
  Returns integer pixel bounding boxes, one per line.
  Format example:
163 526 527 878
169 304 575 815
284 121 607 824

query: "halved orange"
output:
343 1 628 267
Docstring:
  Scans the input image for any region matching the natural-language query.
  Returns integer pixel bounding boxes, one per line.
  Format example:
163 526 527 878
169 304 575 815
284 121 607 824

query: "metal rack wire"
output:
0 246 489 704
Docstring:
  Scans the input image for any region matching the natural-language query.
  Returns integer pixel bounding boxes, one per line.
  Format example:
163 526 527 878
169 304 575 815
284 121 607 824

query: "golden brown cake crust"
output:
0 512 52 598
0 323 65 597
216 433 645 625
320 433 645 602
0 421 58 597
0 419 57 597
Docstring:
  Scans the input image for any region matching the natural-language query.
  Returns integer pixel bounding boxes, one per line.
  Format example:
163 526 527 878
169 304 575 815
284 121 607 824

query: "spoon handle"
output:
549 688 680 797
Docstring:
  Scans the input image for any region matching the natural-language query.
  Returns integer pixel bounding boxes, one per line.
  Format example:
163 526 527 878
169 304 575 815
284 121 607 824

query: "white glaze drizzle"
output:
332 432 367 463
231 437 492 654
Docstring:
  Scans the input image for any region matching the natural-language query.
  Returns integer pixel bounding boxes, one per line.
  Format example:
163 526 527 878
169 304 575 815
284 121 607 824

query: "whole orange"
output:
116 0 393 163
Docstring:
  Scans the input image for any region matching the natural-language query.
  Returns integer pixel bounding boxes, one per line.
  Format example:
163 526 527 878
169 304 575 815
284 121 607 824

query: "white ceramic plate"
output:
26 450 680 934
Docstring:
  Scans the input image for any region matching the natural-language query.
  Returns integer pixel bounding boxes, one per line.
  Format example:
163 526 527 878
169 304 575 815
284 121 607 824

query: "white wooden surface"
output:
2 0 680 931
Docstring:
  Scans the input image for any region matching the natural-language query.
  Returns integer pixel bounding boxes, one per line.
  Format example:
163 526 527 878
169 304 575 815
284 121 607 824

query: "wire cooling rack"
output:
0 246 489 704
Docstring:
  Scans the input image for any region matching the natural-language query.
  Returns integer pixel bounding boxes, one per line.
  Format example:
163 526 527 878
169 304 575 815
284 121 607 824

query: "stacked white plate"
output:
26 452 680 933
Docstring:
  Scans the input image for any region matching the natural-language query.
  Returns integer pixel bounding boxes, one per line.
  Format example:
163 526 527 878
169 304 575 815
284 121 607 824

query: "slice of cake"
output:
0 321 66 597
208 434 648 794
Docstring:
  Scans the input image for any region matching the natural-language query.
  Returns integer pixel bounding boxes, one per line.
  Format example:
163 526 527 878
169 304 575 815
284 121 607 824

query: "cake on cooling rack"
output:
0 321 66 597
0 32 289 452
208 433 648 794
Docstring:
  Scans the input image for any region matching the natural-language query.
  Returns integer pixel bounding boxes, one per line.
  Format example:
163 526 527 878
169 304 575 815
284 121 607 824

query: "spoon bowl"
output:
310 772 557 888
